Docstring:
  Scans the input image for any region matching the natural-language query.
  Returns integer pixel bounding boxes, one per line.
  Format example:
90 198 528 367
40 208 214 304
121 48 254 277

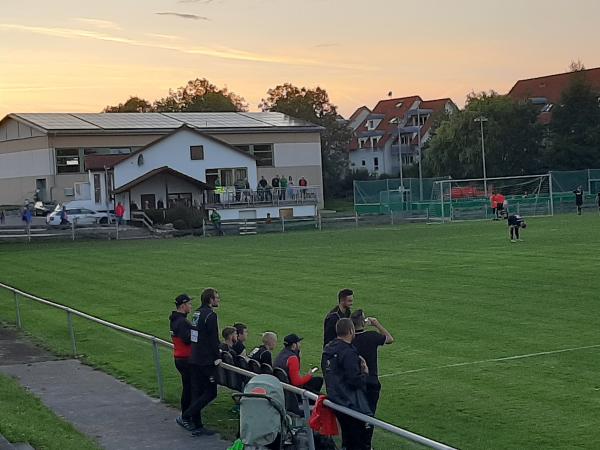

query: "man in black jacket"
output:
249 331 277 366
170 294 193 429
323 288 353 347
180 288 221 437
322 318 372 450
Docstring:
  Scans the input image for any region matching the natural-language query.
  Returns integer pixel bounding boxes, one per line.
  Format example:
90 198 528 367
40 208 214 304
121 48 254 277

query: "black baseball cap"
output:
175 294 192 306
283 334 303 346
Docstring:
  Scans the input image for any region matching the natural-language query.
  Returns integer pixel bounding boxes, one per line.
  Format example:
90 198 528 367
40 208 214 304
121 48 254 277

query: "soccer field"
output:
1 215 600 449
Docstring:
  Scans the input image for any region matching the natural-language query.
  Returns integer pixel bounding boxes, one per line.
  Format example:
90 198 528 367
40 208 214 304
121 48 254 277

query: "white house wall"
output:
350 149 384 175
217 204 317 220
114 128 257 189
0 148 53 179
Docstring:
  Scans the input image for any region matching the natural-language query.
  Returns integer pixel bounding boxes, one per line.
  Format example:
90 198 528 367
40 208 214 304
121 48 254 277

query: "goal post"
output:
432 173 553 221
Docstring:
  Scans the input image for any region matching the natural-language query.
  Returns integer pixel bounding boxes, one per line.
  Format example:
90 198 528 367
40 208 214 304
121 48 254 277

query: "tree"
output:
547 74 600 169
103 96 153 113
154 78 247 112
260 84 352 198
424 92 544 178
568 59 586 72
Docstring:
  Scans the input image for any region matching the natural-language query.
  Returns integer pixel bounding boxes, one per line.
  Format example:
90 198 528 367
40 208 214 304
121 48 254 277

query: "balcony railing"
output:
207 186 320 208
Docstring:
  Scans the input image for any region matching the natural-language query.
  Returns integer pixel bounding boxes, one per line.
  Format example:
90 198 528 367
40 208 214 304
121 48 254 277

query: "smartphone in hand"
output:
310 367 320 373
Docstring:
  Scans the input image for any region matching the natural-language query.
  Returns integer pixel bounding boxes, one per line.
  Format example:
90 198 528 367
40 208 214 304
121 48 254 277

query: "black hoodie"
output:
322 338 371 415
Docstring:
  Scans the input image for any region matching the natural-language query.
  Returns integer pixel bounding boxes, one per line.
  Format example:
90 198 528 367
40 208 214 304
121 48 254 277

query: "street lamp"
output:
474 115 488 197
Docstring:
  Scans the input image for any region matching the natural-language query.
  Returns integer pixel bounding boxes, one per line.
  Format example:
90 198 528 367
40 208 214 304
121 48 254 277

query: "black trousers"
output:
365 378 381 447
335 411 372 450
182 365 218 428
302 376 323 394
510 226 520 240
174 358 192 414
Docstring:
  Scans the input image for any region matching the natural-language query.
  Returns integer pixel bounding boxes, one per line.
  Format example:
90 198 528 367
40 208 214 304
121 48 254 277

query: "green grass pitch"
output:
1 214 599 449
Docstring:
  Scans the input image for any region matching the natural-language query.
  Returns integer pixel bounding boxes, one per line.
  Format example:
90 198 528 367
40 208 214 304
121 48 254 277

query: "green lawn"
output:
0 373 101 450
1 215 600 449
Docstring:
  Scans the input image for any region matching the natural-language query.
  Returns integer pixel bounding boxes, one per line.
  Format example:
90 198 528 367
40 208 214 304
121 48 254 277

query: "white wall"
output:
114 128 257 189
274 142 322 166
217 204 317 220
349 149 384 175
0 119 45 141
0 148 53 179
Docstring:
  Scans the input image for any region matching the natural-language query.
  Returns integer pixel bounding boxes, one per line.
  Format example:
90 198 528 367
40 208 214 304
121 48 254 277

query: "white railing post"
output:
14 290 22 329
151 338 165 402
67 309 77 356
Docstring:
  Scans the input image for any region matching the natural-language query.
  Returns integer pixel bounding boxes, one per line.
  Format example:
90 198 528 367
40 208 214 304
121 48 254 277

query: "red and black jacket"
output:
169 311 192 359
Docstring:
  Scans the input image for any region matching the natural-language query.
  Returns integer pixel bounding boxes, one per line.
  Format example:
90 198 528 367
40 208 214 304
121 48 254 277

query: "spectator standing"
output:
350 310 394 448
271 175 280 200
323 289 353 347
249 332 278 366
299 176 308 199
490 192 497 219
59 205 69 225
0 209 5 224
279 175 288 200
170 294 194 428
219 326 238 357
322 318 372 450
232 323 248 357
180 288 222 436
115 202 125 225
287 176 295 200
574 186 584 215
210 209 223 236
22 205 33 232
274 334 323 393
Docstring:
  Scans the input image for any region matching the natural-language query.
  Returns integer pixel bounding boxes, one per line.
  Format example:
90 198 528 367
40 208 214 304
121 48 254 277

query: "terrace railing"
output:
207 186 320 208
0 281 456 450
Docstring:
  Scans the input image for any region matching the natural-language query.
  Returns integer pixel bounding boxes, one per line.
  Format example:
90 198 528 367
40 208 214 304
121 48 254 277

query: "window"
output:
137 154 144 166
234 144 273 167
398 135 411 145
366 120 375 130
373 157 379 171
84 148 131 156
541 104 554 113
206 168 248 187
190 145 204 160
56 149 81 173
389 117 399 124
93 174 101 203
358 138 367 149
370 136 381 147
395 102 403 108
361 160 366 166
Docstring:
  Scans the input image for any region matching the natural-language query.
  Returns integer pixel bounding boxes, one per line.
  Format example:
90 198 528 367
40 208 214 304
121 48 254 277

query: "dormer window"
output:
137 154 144 166
395 102 403 108
541 104 554 113
389 117 399 124
366 120 375 130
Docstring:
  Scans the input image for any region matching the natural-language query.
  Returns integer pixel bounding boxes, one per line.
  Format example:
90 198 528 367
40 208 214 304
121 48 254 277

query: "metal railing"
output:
208 186 320 208
0 281 456 450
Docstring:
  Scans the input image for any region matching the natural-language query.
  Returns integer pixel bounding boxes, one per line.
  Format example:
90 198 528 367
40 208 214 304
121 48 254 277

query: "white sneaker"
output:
510 239 516 243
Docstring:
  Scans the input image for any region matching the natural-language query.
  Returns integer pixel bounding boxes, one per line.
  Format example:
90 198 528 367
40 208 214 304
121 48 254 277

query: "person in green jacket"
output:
210 209 223 236
279 175 288 200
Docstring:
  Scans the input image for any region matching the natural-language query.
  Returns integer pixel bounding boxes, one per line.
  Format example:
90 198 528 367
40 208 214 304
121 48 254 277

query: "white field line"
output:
379 343 600 379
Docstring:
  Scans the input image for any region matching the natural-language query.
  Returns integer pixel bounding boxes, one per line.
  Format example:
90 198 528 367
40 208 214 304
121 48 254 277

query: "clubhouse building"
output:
0 112 324 220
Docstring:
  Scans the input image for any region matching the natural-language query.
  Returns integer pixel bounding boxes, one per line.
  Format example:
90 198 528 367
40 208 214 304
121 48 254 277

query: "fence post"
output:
152 338 165 402
301 396 317 450
27 224 31 243
390 209 394 225
318 213 322 231
355 210 359 228
548 172 554 216
66 310 77 356
116 220 119 240
71 220 75 241
281 215 285 233
14 291 22 329
202 219 206 237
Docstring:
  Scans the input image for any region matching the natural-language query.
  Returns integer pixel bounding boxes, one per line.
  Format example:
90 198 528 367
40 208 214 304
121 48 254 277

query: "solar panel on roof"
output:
164 112 265 128
72 113 183 129
15 113 100 130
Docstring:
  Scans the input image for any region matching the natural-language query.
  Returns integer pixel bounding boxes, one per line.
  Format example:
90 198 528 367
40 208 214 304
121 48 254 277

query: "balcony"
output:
206 186 320 209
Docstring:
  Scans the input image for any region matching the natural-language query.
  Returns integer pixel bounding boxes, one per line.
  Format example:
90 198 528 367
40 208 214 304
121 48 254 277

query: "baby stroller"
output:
232 374 310 450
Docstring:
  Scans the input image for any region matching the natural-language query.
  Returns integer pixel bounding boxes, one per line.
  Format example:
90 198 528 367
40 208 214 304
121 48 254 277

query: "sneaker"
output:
510 239 516 243
191 427 216 437
176 416 195 431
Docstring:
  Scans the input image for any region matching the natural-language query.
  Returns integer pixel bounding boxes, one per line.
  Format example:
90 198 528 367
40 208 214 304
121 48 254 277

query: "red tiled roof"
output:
507 67 600 105
348 106 370 122
84 154 129 170
348 96 454 150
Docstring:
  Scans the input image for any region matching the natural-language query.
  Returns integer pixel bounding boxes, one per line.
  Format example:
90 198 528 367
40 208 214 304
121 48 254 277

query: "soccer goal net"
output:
432 174 552 221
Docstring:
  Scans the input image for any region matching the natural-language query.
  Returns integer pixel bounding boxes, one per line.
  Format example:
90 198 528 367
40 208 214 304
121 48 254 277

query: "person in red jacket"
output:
170 294 193 429
115 202 125 225
274 334 323 393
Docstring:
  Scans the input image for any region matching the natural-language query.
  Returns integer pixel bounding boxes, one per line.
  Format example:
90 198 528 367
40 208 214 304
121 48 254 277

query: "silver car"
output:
46 207 110 226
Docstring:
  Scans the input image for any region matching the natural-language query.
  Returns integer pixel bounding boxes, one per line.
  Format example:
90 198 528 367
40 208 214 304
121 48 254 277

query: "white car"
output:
46 207 111 226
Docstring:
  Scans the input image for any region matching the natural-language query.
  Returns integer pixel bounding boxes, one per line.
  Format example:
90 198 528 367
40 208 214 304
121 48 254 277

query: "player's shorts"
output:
496 203 504 211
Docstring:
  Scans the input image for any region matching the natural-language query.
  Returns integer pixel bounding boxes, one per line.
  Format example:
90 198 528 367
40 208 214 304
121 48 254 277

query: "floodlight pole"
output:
397 119 404 190
417 109 423 201
474 116 488 198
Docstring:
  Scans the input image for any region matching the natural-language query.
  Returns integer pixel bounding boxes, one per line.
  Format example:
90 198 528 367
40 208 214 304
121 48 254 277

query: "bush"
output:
145 207 205 229
172 219 188 230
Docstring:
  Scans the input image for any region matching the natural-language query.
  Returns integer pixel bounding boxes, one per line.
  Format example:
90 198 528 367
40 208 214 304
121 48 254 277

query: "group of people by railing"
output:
211 175 314 207
169 288 395 450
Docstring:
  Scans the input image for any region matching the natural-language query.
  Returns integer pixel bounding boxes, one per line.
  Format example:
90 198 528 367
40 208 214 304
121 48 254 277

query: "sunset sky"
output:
1 0 599 118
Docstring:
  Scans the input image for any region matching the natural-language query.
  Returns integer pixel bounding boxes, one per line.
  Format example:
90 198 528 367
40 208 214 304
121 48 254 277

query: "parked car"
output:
46 206 113 226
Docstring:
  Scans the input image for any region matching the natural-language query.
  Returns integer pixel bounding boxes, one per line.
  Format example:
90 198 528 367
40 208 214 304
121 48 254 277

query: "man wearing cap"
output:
170 294 193 427
323 288 354 347
179 288 221 437
274 333 323 393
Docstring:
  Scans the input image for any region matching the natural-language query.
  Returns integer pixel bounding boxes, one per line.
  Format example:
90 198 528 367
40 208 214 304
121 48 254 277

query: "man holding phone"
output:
274 333 323 393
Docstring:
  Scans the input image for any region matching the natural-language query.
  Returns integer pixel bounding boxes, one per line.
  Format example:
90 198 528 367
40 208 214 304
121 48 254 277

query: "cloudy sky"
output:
1 0 599 117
